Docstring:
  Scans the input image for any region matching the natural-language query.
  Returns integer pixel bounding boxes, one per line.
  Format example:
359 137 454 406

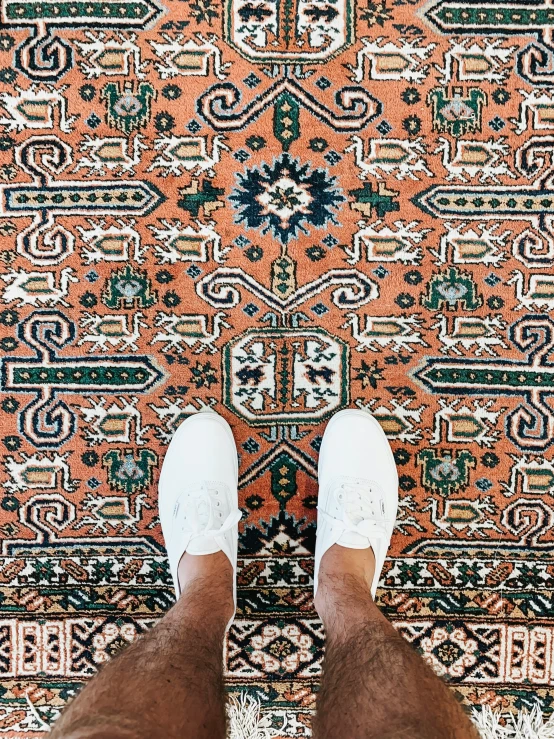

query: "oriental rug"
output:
0 0 553 733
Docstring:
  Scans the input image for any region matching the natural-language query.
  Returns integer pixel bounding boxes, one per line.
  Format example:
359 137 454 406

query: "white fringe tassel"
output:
227 694 275 739
25 690 554 739
227 697 554 739
472 704 554 739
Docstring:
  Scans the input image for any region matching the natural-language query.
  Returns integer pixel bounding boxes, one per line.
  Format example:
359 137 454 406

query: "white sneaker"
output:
314 409 398 599
158 409 241 623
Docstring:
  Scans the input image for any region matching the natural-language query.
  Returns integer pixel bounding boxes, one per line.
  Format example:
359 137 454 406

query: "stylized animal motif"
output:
0 84 77 132
512 89 554 135
423 496 501 537
152 312 231 353
78 312 148 352
74 134 148 176
78 219 146 264
1 267 78 307
77 397 151 446
501 454 554 498
430 222 509 267
434 136 515 184
347 37 436 84
149 220 229 264
430 398 502 448
508 270 554 311
431 313 508 356
148 135 230 177
345 219 428 265
74 31 147 79
435 38 516 85
346 135 433 181
342 312 428 353
76 492 150 533
149 33 230 80
4 452 79 493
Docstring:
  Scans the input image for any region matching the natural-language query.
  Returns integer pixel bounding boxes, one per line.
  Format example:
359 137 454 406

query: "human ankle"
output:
178 550 233 585
319 544 375 589
177 552 234 624
315 570 375 622
316 537 383 619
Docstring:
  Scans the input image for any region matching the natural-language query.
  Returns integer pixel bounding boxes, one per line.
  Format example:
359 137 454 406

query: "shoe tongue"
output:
335 484 373 549
337 530 371 549
182 490 221 555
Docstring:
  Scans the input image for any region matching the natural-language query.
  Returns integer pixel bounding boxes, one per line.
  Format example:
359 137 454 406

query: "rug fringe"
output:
226 697 554 739
472 703 554 739
227 694 274 739
25 691 554 738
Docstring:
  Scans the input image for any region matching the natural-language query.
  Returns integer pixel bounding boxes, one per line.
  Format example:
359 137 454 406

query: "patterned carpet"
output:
0 0 553 734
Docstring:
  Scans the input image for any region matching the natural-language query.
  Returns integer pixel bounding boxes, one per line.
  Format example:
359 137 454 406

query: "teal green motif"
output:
425 0 554 37
270 453 298 510
431 3 554 26
423 366 554 389
349 181 400 218
178 180 225 217
417 449 476 497
7 1 153 18
274 93 300 152
428 87 487 137
103 449 158 494
421 267 482 311
413 315 554 451
413 185 554 218
103 265 157 309
12 366 152 386
0 312 164 448
102 81 156 135
5 182 165 217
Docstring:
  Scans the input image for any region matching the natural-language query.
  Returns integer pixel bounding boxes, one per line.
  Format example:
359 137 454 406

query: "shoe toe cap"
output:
319 410 398 493
158 413 238 515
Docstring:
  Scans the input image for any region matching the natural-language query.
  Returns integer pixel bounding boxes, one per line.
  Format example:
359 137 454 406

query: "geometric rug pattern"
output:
0 0 553 732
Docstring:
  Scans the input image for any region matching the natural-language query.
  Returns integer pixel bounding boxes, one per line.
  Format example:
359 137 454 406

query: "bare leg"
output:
313 545 479 739
50 552 233 739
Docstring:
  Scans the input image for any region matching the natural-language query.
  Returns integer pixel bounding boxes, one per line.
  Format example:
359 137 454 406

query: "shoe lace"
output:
318 481 388 541
176 484 242 539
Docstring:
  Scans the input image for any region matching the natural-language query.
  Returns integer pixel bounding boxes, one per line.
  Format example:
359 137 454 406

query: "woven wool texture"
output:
0 0 552 733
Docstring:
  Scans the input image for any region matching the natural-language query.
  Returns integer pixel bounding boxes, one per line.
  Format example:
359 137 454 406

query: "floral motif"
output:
421 627 479 678
230 154 344 244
